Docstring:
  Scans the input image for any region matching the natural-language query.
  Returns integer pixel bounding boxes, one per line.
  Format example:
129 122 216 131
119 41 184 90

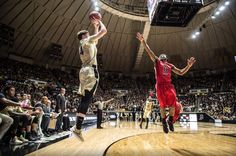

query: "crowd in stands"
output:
199 92 236 120
0 58 236 145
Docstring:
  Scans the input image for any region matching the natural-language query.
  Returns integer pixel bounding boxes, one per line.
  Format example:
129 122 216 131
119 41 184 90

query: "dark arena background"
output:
0 0 236 156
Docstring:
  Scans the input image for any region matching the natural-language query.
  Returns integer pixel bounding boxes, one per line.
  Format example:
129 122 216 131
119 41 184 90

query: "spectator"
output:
35 96 51 137
0 86 33 144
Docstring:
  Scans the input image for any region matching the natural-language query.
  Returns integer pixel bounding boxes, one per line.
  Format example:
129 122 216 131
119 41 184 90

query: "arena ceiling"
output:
0 0 236 73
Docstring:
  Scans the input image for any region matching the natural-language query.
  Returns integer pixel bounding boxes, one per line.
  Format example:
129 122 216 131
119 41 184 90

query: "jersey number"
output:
163 65 168 75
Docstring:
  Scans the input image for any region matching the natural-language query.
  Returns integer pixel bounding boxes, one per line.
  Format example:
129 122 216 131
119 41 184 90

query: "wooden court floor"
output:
27 121 236 156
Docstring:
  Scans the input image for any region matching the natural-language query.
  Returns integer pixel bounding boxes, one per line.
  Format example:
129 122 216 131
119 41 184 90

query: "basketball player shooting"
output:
73 11 107 140
136 32 196 133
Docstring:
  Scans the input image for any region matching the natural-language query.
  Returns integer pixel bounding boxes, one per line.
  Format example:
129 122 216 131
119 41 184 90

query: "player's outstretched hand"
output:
136 32 144 42
187 57 196 67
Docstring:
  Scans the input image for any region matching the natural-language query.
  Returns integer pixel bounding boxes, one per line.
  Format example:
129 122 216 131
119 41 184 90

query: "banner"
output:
66 112 97 126
180 112 214 122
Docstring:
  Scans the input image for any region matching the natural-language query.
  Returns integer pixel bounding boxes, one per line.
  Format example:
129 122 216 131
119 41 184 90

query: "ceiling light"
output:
215 11 220 15
95 7 100 11
225 1 230 6
219 6 225 11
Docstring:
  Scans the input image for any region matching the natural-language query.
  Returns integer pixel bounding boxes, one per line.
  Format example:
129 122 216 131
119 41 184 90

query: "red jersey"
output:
155 59 173 85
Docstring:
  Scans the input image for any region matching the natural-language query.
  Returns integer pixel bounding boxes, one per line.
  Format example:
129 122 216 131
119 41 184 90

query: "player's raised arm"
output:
89 20 107 43
172 57 196 76
136 32 158 63
92 21 99 45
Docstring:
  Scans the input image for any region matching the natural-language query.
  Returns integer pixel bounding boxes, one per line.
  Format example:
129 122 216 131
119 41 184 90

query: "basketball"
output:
89 11 102 21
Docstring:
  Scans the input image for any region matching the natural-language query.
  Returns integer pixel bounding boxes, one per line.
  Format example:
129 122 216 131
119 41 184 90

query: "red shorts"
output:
156 84 176 109
173 102 182 123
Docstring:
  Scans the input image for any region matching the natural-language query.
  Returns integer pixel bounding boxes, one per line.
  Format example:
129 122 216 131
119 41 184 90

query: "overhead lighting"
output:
219 6 225 11
190 1 230 40
215 11 220 15
95 7 100 11
192 34 196 39
225 1 230 6
94 1 98 6
195 31 200 36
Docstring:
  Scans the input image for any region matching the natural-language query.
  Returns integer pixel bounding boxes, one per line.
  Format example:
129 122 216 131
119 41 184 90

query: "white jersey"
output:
144 101 153 112
143 101 153 118
80 37 97 66
78 37 99 96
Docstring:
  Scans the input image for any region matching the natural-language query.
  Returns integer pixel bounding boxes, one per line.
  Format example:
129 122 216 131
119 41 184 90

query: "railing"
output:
100 0 217 16
100 0 148 16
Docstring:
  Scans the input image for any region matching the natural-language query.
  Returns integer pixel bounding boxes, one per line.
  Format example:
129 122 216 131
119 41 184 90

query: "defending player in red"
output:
136 32 196 133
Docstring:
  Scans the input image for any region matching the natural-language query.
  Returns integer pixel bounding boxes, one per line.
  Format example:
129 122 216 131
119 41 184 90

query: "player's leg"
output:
97 103 103 129
145 117 149 129
173 102 183 123
157 87 168 133
145 111 151 129
166 86 177 132
160 107 168 133
74 82 98 140
76 90 94 129
168 106 175 131
140 114 144 129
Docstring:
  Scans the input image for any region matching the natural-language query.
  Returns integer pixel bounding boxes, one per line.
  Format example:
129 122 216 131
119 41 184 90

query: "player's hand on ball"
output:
91 18 100 26
89 11 102 26
136 32 144 42
187 57 196 67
